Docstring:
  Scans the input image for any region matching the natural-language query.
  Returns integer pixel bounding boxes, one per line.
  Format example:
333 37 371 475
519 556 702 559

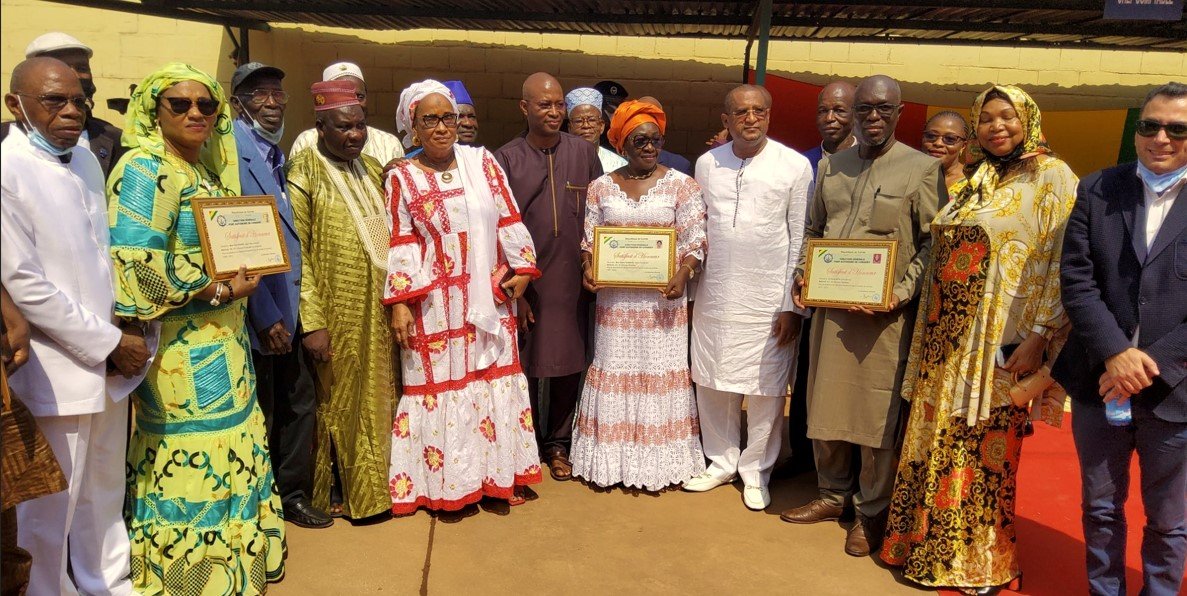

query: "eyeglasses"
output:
355 92 367 102
570 117 602 127
15 92 89 112
418 113 458 129
855 103 900 118
237 89 290 105
628 135 664 150
730 107 769 120
1135 119 1187 140
922 131 967 146
159 96 220 117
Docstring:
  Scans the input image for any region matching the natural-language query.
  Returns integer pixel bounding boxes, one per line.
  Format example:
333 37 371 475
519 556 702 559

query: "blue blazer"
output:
1052 162 1187 423
233 120 302 354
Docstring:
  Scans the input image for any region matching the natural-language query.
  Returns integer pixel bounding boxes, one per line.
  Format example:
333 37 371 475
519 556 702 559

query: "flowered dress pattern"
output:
881 155 1078 588
109 151 285 595
384 148 543 514
570 170 708 491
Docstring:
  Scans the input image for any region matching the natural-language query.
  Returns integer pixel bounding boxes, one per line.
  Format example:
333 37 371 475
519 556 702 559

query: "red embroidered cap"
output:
310 80 360 111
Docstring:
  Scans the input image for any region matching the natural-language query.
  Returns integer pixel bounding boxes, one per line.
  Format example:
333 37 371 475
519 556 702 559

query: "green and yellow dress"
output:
108 63 285 595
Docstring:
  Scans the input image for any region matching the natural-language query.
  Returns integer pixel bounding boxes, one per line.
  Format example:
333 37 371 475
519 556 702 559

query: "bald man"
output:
637 96 693 176
494 73 601 481
3 57 148 595
803 81 856 177
783 75 945 557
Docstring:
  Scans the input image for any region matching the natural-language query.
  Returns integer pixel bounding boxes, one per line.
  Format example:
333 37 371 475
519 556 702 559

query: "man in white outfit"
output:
1 57 149 596
686 84 812 510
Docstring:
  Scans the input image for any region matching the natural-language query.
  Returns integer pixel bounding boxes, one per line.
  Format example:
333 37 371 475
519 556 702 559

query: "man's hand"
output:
501 274 531 302
771 312 802 347
660 268 690 301
1097 371 1133 403
1101 347 1159 398
792 275 806 310
302 329 333 362
1 287 31 374
109 329 150 377
849 297 898 316
516 297 535 334
581 261 599 293
390 304 415 350
259 321 292 354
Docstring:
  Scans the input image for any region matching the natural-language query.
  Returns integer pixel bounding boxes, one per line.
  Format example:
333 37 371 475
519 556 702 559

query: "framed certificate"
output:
191 195 291 281
802 239 898 311
591 226 677 289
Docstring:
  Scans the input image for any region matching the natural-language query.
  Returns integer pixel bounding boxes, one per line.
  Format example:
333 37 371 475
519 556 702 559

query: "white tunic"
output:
690 139 812 396
289 125 405 164
0 127 122 416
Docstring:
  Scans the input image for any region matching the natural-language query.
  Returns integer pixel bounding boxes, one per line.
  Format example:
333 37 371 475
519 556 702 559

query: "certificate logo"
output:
216 215 227 227
609 240 619 249
822 253 833 263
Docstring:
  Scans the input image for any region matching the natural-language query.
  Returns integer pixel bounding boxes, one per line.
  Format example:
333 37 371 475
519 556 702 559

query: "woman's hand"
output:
302 329 333 362
500 274 531 302
581 258 599 293
1002 332 1048 376
661 266 691 300
390 303 416 350
228 265 261 300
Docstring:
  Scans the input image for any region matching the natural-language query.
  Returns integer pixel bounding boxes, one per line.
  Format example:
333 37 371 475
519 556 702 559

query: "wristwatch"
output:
682 264 697 280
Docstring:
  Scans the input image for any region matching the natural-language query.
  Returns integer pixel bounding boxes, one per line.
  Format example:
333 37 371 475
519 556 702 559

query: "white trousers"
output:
16 401 132 596
696 386 785 488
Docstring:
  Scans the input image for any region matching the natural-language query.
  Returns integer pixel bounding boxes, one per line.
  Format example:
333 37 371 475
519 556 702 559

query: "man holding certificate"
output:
685 85 813 512
783 75 946 558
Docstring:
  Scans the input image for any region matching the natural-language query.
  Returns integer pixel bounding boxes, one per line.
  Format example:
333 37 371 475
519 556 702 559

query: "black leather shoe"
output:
284 499 334 529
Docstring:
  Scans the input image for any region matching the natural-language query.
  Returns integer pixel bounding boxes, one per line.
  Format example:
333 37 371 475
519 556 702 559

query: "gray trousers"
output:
813 438 898 519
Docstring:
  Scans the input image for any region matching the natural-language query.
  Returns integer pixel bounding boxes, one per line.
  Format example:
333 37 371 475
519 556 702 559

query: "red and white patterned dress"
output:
570 169 708 491
383 147 542 514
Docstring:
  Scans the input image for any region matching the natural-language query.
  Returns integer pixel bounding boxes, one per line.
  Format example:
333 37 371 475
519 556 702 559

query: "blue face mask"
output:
17 96 72 157
1137 161 1187 195
243 110 284 146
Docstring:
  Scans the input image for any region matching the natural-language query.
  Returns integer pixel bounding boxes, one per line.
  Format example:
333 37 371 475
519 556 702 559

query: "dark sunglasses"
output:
16 92 89 112
418 113 458 129
628 135 664 150
922 131 967 146
159 96 220 117
1135 119 1187 140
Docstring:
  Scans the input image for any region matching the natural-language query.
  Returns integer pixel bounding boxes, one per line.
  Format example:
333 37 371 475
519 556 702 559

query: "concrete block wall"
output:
4 0 1182 164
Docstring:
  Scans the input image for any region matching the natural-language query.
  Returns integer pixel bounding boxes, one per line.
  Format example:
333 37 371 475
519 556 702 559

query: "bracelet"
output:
209 282 224 307
581 260 592 270
226 282 236 302
680 263 696 279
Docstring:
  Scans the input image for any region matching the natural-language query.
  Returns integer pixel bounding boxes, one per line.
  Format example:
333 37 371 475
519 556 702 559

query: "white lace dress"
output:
570 169 708 490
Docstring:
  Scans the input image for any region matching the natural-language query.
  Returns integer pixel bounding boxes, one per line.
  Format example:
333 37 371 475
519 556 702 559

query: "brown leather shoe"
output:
845 521 871 556
780 499 845 524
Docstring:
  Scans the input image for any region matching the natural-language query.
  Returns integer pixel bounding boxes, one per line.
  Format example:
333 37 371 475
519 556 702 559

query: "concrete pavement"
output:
273 472 923 595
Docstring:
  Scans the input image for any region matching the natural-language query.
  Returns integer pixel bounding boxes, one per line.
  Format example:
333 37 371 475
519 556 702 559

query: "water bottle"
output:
1105 399 1132 427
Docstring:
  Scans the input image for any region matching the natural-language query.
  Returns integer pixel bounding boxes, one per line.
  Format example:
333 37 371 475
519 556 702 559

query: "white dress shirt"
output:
1 127 122 416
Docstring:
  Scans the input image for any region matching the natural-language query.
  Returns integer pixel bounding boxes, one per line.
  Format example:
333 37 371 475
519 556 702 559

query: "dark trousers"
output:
252 334 317 508
527 372 582 456
789 316 814 467
1071 398 1187 596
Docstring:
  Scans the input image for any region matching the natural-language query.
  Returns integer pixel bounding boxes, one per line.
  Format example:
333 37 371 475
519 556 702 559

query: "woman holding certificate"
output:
106 63 285 594
881 85 1077 594
385 80 543 516
570 100 708 491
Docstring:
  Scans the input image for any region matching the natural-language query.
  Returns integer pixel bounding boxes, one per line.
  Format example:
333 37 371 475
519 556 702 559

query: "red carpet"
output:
943 413 1151 595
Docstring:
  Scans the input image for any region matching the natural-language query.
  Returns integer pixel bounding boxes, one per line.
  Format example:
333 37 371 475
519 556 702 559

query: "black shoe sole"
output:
286 516 334 529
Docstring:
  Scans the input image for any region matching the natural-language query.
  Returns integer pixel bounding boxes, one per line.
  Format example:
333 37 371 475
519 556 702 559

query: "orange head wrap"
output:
607 100 667 153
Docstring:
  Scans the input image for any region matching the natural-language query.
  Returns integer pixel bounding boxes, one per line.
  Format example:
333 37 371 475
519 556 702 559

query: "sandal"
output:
546 452 573 481
328 502 345 518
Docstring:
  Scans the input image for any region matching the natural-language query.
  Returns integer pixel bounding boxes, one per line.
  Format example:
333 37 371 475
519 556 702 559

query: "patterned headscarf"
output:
396 79 457 148
953 84 1048 207
606 100 667 153
122 62 240 194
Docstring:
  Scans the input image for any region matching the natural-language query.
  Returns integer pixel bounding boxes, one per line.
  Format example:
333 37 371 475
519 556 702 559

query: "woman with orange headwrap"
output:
569 100 708 491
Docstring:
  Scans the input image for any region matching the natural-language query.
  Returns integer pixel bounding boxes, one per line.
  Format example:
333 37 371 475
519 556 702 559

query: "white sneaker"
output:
743 485 770 511
682 471 736 492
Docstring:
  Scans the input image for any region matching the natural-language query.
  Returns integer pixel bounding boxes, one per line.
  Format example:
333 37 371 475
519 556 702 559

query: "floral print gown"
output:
570 170 708 491
383 148 542 513
881 157 1078 587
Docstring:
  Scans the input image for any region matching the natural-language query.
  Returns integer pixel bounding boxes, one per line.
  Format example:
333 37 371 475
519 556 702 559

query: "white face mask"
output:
16 96 72 157
241 107 284 146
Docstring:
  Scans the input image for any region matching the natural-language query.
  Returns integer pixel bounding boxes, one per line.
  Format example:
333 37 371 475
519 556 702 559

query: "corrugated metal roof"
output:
50 0 1187 50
